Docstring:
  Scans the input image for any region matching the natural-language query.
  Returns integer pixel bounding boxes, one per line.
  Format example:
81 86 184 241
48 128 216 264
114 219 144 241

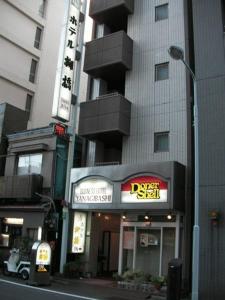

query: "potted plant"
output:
151 276 165 291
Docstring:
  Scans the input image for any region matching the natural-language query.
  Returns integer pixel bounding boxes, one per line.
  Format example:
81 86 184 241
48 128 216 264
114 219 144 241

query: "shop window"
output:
0 218 23 248
34 27 42 49
29 59 38 83
155 63 169 81
0 233 9 247
154 132 169 152
17 153 42 175
27 228 38 241
155 4 168 21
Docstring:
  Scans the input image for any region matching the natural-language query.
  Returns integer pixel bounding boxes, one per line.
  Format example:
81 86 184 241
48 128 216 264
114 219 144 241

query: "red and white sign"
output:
121 176 168 203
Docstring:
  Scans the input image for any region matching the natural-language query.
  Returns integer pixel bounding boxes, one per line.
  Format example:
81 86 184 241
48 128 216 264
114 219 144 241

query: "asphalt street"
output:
0 278 101 300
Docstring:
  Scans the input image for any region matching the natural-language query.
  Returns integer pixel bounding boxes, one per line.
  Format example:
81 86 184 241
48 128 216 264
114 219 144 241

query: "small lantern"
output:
209 210 220 226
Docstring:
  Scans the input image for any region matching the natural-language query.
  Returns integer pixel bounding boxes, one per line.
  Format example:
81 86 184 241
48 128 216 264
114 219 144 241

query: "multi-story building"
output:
0 0 65 128
67 0 193 292
0 0 87 273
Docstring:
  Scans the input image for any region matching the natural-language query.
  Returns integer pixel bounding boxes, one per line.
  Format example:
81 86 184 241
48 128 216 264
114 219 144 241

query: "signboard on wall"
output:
73 178 113 204
71 212 86 253
52 0 80 122
121 176 168 203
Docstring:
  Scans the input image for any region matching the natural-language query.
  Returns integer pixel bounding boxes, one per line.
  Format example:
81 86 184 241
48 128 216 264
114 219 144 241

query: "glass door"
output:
135 228 161 276
119 222 177 276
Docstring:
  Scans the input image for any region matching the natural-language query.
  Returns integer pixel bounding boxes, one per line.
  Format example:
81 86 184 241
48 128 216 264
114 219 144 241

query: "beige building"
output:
0 0 89 129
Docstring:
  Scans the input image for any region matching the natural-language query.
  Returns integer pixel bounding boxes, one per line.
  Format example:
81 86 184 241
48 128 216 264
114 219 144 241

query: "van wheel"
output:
21 270 29 280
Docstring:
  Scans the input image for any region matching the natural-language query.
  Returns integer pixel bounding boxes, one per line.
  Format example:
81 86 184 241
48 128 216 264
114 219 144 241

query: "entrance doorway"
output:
119 219 180 277
90 213 120 277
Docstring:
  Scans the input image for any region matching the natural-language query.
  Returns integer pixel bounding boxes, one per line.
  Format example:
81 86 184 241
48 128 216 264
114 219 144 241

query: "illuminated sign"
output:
71 212 86 253
36 242 51 267
121 176 168 203
73 178 113 204
53 123 66 136
52 0 80 122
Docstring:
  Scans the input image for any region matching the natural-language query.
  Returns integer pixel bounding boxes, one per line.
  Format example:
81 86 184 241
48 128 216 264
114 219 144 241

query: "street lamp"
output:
168 45 199 300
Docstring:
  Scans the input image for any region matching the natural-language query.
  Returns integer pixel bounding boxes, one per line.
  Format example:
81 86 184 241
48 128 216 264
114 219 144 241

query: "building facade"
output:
67 0 193 291
0 0 87 273
192 0 225 299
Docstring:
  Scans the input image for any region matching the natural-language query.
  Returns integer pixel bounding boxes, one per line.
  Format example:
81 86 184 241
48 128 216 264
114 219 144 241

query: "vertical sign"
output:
52 0 80 122
71 212 86 253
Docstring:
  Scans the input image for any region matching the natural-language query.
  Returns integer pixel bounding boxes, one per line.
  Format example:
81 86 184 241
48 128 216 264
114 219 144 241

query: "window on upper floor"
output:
34 27 42 49
155 62 169 81
154 132 169 152
39 0 46 18
29 59 38 83
17 153 43 175
155 4 168 22
222 0 225 32
25 94 33 119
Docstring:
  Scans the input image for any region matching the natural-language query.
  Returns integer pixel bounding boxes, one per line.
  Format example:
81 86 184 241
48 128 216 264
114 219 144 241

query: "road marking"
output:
0 278 100 300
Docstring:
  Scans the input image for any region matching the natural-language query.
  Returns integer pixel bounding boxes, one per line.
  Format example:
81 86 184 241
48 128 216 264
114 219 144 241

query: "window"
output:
29 59 38 83
26 94 32 112
25 94 33 120
155 63 169 81
154 132 169 152
34 27 42 49
17 153 42 175
155 4 168 21
222 0 225 32
39 0 46 17
27 228 38 241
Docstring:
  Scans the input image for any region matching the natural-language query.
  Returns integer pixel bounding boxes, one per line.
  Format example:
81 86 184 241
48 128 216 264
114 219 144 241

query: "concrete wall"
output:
192 0 225 299
122 0 191 167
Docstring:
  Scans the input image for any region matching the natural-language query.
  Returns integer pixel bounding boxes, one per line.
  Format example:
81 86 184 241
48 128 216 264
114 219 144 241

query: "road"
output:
0 278 100 300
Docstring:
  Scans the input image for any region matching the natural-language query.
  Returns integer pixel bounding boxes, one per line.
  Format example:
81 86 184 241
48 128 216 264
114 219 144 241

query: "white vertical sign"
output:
71 212 86 253
52 0 80 122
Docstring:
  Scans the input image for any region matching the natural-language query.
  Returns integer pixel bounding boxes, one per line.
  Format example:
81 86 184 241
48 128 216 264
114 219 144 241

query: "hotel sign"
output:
72 212 86 253
121 176 168 203
52 0 80 122
73 178 113 204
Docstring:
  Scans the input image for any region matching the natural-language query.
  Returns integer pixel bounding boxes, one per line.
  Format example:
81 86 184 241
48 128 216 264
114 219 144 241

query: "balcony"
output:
78 93 131 145
89 0 134 26
0 174 43 199
83 31 133 80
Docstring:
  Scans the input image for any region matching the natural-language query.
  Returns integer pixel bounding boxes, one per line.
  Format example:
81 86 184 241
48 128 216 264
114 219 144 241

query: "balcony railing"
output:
89 0 134 25
83 30 133 80
0 174 43 199
78 93 131 144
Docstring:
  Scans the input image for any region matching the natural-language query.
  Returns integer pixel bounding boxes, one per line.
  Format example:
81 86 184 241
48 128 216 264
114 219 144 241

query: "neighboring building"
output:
192 1 225 299
67 0 193 292
0 124 69 272
0 0 64 128
0 0 87 273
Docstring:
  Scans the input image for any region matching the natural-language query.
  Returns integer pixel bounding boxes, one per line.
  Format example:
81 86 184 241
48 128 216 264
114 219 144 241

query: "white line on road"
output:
0 278 101 300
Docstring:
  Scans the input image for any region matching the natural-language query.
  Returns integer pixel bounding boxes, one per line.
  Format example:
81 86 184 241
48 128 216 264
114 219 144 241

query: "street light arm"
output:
181 59 196 82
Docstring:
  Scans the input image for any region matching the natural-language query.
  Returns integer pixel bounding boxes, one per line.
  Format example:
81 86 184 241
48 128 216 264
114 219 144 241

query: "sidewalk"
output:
0 268 190 300
51 276 150 300
51 275 191 300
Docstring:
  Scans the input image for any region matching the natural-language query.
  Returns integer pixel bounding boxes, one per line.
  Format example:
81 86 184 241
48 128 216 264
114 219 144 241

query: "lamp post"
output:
168 45 199 300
